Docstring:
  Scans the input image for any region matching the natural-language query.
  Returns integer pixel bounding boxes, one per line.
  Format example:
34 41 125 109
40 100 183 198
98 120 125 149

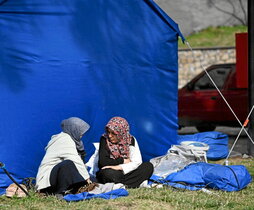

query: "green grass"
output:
179 25 247 49
0 158 253 210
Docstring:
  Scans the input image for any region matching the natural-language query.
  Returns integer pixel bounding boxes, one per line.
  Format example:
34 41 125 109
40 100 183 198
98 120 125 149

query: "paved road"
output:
178 126 252 156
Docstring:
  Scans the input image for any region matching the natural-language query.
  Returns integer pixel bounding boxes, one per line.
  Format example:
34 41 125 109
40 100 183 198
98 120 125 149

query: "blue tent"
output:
0 0 183 190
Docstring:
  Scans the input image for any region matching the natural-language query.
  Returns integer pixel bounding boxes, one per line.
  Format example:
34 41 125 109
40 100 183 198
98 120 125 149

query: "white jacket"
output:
119 138 142 175
36 132 89 191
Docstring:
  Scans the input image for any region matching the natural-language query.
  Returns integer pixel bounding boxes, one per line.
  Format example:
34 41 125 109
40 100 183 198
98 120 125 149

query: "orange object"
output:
16 184 28 198
6 183 18 198
243 119 249 127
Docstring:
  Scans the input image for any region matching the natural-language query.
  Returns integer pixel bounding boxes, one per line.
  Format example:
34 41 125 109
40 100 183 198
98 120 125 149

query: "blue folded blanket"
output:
64 188 129 202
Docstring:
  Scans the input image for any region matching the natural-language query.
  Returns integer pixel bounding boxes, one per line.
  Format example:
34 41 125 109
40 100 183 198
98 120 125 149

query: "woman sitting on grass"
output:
96 116 153 188
36 117 94 197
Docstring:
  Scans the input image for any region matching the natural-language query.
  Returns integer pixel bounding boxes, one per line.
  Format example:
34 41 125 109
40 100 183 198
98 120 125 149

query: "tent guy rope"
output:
224 105 254 165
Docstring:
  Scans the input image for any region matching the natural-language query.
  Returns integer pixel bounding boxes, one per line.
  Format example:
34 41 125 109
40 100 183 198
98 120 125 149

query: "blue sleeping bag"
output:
203 164 252 191
150 162 252 191
177 132 228 160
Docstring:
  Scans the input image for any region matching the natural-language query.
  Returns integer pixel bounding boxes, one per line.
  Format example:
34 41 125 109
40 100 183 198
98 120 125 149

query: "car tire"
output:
196 125 216 132
178 125 183 130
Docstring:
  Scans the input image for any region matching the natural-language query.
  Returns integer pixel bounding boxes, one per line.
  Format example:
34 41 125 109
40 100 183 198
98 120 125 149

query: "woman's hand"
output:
86 178 92 184
124 158 131 164
102 165 123 170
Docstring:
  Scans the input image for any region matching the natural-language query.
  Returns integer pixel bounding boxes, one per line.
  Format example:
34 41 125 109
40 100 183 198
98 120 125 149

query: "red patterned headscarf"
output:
103 117 132 159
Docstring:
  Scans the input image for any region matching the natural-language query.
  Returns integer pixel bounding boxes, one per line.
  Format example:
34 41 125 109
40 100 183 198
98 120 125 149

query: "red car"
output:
178 63 248 132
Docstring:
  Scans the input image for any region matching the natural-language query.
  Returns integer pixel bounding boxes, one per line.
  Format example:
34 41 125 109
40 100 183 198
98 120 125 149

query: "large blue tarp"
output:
0 0 183 189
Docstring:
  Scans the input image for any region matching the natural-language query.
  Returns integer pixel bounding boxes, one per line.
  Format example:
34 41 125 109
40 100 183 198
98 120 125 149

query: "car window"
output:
193 67 231 90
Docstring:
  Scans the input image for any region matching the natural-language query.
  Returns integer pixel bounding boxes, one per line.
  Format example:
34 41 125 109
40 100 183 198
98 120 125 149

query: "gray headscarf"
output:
61 117 90 156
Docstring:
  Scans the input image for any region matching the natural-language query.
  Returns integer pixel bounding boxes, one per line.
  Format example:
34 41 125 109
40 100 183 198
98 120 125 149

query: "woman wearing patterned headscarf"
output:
36 117 92 196
96 117 154 188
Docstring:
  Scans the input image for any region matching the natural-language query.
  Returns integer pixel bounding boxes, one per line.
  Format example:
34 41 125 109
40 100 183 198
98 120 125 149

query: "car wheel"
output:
178 125 183 130
196 125 216 132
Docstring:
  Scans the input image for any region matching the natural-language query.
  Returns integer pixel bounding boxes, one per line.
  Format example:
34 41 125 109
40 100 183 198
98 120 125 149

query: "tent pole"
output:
248 0 254 156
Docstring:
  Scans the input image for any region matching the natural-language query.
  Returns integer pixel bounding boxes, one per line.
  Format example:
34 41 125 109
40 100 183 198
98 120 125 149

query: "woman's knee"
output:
145 162 154 173
140 162 154 176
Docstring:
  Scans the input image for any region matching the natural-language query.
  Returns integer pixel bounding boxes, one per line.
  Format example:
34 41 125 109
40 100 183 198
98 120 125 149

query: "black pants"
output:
41 160 86 194
96 162 154 188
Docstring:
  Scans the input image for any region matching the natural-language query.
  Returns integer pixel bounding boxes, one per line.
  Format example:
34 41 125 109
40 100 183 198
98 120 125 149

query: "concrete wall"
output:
178 46 236 88
154 0 247 36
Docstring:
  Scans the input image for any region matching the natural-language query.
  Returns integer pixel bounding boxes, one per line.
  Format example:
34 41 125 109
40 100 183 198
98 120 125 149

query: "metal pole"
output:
248 0 254 156
0 162 29 197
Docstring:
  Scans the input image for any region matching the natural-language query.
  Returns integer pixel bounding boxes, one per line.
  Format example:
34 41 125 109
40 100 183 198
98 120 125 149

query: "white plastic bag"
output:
86 143 99 178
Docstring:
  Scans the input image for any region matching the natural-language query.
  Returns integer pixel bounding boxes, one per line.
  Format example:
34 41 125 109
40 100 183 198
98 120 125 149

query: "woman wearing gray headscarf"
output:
36 117 91 196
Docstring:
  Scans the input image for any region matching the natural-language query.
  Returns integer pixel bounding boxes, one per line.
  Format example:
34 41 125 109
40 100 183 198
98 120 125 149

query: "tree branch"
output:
209 0 246 25
239 0 247 24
